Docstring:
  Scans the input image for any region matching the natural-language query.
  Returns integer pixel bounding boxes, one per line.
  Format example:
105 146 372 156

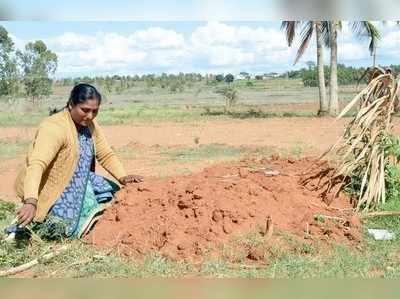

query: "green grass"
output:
0 105 321 127
159 143 245 164
0 111 47 127
247 143 311 160
159 143 311 165
0 138 30 159
0 77 361 127
202 108 317 119
98 105 216 125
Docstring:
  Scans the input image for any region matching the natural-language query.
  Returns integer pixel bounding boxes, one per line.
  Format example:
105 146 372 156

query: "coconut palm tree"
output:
282 21 329 116
282 21 380 116
328 21 380 116
328 21 339 116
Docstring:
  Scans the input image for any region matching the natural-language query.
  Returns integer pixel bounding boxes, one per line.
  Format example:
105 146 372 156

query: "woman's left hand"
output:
119 174 144 185
17 203 37 227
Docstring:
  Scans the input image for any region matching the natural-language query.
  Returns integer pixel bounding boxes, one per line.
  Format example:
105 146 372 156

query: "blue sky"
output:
2 0 275 20
1 21 399 78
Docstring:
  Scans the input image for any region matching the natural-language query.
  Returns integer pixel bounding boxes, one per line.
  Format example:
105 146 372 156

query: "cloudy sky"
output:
2 20 400 78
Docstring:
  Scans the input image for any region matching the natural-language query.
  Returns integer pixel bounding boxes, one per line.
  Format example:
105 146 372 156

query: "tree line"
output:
286 63 399 87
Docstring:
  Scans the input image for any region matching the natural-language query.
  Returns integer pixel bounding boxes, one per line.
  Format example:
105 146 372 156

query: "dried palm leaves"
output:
302 71 400 211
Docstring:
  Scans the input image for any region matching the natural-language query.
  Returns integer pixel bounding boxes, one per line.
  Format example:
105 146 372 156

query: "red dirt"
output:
87 157 361 262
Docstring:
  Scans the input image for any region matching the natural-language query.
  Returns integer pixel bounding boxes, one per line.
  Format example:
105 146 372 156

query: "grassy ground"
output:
0 104 323 127
0 78 360 127
1 198 400 278
0 105 320 127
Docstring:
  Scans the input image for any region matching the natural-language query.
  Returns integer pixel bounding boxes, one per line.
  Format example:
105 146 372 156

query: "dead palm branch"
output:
301 72 399 211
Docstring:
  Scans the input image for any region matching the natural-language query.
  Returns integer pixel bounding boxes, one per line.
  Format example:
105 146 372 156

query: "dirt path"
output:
0 117 352 149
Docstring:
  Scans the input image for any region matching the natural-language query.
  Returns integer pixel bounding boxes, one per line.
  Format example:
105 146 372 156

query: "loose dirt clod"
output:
87 157 360 262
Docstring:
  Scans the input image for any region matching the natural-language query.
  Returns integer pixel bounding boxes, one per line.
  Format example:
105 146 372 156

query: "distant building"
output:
263 72 280 79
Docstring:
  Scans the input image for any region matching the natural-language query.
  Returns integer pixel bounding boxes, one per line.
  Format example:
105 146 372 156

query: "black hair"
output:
49 83 102 115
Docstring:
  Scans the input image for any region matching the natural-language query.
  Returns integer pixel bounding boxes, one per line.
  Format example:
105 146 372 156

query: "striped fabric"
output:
47 126 118 238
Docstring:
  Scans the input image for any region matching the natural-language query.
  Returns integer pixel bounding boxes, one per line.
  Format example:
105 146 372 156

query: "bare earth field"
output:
2 117 400 202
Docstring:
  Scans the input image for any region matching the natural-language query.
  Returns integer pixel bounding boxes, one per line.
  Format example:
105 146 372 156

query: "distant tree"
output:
221 86 238 113
215 74 224 82
215 85 238 113
239 71 250 80
224 73 234 84
169 80 184 93
104 76 113 93
17 40 57 103
0 25 19 98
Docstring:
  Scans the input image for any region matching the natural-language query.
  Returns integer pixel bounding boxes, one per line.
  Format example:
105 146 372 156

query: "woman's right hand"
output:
17 199 37 227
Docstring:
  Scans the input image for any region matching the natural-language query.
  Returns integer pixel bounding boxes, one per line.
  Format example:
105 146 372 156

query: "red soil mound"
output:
87 157 361 262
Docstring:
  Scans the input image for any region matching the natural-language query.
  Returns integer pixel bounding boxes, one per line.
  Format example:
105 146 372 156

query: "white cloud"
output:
191 21 287 49
45 29 187 75
190 21 293 68
50 32 98 51
381 31 400 49
339 42 370 61
129 27 185 50
9 21 400 77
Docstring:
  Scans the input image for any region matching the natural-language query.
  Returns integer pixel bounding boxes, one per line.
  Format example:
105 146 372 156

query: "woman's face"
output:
69 98 100 127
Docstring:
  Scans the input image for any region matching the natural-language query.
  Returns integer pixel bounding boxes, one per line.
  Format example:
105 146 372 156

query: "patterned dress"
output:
43 126 119 238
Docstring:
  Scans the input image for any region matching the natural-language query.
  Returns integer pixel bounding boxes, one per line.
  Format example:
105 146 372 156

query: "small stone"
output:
177 200 191 209
115 212 121 222
193 193 202 200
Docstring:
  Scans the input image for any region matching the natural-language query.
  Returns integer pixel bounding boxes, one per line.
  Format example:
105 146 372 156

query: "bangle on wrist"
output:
24 202 37 208
22 198 38 206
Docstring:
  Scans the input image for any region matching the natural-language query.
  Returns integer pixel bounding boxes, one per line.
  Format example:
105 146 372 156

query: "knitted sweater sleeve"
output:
92 121 127 181
24 123 65 200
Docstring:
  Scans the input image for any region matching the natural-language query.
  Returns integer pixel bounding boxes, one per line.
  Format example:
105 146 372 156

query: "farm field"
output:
1 79 400 278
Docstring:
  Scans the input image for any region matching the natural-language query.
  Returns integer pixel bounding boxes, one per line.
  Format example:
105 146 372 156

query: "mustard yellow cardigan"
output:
14 111 127 222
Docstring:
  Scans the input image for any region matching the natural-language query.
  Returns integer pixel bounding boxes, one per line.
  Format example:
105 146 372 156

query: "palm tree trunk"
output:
315 21 328 116
329 21 339 116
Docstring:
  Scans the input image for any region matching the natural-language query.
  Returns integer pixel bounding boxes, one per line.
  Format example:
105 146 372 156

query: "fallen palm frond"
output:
301 73 400 211
0 245 68 277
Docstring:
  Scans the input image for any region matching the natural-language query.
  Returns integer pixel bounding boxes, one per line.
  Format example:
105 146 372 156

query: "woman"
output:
13 83 142 239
